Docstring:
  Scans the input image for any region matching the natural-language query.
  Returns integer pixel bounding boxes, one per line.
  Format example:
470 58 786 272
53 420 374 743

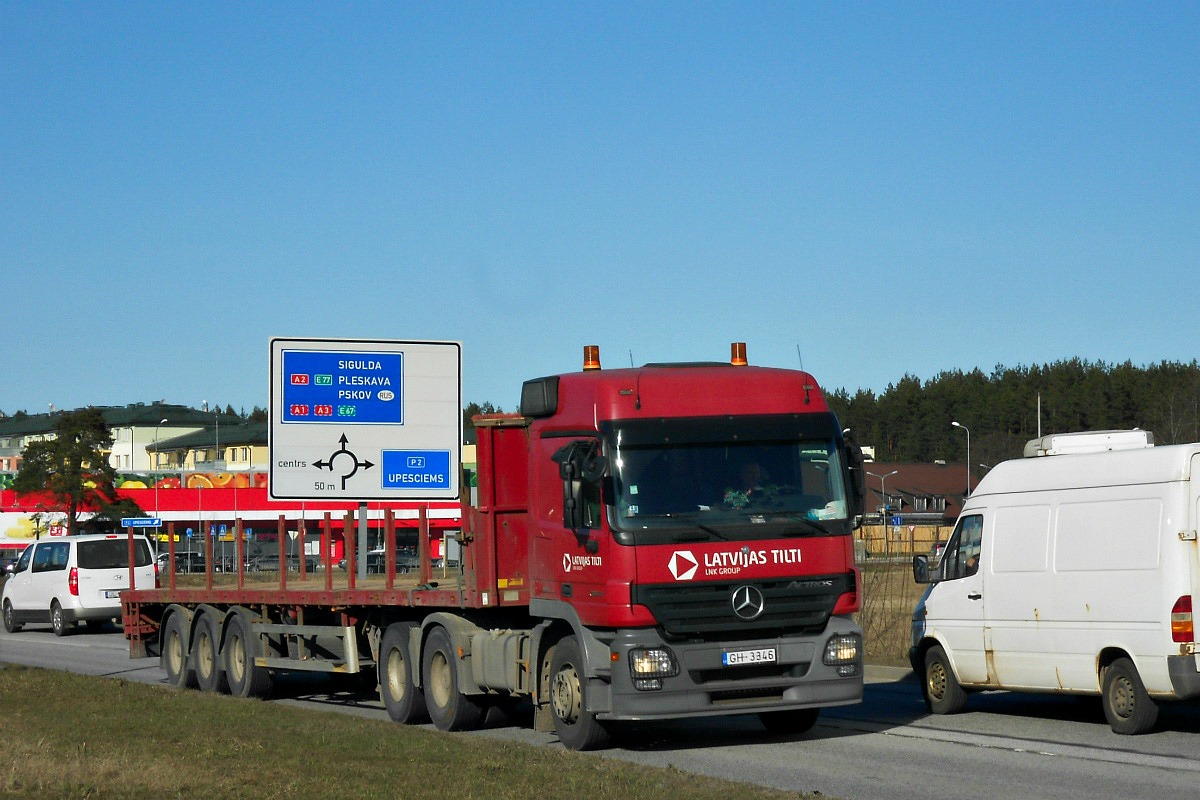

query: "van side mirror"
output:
913 554 933 584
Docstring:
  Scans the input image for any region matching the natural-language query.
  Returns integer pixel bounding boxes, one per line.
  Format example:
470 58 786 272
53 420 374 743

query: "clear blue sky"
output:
3 3 1197 416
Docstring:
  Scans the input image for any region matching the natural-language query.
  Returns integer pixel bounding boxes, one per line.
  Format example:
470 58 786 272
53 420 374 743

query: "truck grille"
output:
631 573 852 641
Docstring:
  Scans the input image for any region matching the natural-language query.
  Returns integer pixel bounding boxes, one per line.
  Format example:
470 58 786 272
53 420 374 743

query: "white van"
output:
911 431 1200 734
2 533 157 636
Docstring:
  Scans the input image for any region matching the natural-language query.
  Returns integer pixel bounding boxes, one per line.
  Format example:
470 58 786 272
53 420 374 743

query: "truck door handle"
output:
968 592 982 600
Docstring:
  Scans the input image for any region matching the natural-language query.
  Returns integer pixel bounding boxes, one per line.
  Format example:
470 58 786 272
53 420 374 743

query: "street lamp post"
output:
951 421 971 495
154 418 168 520
865 469 898 519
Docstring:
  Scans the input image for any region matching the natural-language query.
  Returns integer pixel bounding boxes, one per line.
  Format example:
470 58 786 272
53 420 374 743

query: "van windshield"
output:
78 539 153 569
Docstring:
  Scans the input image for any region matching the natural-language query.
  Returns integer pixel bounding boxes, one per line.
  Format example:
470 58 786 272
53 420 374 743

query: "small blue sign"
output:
186 527 194 538
890 515 903 527
382 449 451 490
122 517 162 528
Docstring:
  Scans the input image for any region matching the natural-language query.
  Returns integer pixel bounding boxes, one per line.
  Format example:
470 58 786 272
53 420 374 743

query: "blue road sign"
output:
281 350 403 424
122 517 162 528
382 449 451 490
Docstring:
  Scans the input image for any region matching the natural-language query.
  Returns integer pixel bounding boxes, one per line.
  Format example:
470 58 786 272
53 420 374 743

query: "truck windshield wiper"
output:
634 513 731 541
778 517 831 536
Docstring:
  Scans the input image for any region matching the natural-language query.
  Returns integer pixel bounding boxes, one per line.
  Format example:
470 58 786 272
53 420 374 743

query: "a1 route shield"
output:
269 337 462 501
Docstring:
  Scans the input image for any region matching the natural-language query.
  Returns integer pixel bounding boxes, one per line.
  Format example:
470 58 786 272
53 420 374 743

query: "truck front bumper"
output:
594 618 863 721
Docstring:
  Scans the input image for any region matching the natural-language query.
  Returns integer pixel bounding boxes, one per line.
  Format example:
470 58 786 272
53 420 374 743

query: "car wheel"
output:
1102 657 1159 735
3 600 22 633
923 644 967 714
50 601 73 637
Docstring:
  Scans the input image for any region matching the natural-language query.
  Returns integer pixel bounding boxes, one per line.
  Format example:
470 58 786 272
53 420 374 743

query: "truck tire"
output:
3 600 22 633
161 612 197 689
192 612 230 694
1102 657 1159 735
223 613 273 699
923 645 967 714
548 636 611 751
51 601 73 637
422 626 485 731
759 708 820 735
381 622 428 724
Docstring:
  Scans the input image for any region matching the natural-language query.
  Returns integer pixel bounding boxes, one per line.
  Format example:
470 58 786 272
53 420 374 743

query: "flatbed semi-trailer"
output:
123 344 867 750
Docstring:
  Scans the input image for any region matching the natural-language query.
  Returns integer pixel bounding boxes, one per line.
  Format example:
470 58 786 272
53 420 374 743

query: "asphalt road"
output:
2 624 1198 800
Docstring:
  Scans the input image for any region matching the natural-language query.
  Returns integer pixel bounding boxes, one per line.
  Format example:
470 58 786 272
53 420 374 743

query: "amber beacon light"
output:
583 345 602 370
730 342 748 366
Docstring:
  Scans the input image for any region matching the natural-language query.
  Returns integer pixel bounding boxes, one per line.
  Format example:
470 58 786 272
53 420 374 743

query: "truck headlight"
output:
823 633 861 677
628 646 679 691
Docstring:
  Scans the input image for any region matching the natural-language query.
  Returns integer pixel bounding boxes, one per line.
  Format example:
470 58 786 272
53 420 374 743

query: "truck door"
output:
926 513 990 684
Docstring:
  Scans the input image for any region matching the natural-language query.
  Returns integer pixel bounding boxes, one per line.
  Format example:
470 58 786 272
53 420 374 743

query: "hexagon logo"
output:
668 550 699 581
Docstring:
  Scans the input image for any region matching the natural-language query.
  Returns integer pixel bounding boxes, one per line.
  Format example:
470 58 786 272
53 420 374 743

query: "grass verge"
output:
0 664 826 800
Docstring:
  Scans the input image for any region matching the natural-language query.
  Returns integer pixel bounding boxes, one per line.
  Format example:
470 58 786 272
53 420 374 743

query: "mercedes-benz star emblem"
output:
731 585 765 620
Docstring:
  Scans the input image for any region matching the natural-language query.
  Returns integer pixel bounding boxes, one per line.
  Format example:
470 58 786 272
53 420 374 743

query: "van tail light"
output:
68 567 79 597
154 563 161 589
1171 596 1193 643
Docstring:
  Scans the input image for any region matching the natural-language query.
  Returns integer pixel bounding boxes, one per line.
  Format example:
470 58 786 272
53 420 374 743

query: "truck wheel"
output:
3 600 22 633
422 626 484 731
50 601 73 637
193 613 230 694
224 613 273 699
923 645 967 714
381 622 428 724
161 612 197 689
549 636 611 751
1102 657 1159 735
759 708 820 735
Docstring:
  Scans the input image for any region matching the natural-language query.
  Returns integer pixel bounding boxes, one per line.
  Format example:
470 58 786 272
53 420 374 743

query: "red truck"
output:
122 343 866 750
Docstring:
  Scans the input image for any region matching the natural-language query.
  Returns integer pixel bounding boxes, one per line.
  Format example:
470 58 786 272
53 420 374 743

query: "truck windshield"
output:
605 414 851 544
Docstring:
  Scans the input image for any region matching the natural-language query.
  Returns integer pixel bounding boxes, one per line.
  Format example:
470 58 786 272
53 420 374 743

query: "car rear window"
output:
77 539 153 569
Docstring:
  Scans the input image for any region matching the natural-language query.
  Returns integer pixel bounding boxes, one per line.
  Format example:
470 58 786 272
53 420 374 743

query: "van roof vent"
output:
1023 429 1155 458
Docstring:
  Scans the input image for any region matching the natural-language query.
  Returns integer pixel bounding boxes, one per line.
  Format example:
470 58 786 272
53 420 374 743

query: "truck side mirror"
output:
844 440 867 520
551 440 607 533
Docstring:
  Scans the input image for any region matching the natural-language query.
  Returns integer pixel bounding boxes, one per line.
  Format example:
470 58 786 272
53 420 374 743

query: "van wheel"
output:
50 602 73 637
3 600 21 633
381 622 428 724
161 613 197 689
422 626 485 731
549 636 611 751
1102 657 1159 735
192 613 230 694
224 613 272 699
923 645 967 714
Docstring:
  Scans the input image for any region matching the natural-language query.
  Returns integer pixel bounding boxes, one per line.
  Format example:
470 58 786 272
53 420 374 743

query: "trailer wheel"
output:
381 622 428 724
422 626 485 731
193 613 230 694
224 613 273 699
3 600 22 633
923 645 967 715
549 636 611 751
161 612 197 689
759 708 820 735
1102 657 1159 735
51 601 73 637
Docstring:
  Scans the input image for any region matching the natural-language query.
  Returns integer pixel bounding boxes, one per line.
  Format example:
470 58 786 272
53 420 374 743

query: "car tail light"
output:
1171 596 1193 643
68 567 79 597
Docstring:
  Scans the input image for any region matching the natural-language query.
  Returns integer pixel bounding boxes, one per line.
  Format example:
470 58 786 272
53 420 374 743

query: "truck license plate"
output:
722 648 776 666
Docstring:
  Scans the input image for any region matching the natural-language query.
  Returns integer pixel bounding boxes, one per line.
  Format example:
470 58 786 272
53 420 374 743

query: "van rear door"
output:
1188 453 1200 675
75 538 154 609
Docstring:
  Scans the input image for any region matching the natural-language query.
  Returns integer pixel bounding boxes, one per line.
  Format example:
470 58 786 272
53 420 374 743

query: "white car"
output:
2 534 157 636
